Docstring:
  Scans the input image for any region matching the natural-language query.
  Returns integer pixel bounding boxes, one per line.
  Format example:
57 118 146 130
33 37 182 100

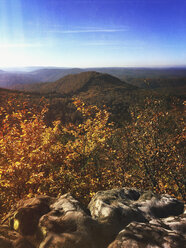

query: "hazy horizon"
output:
1 65 186 71
0 0 186 68
1 65 186 73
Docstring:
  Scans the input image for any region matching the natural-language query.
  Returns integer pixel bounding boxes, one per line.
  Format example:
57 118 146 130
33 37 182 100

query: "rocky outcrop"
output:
0 188 185 248
39 193 103 248
9 196 54 236
108 221 186 248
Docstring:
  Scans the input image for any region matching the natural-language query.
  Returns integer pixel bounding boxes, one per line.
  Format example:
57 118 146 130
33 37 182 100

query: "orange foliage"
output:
0 97 62 210
0 96 185 217
0 97 114 214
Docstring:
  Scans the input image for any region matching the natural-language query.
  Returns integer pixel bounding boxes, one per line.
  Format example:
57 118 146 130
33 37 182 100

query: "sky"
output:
0 0 186 68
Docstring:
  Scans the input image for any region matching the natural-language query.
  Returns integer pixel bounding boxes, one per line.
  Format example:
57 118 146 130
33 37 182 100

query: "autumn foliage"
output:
0 95 185 217
112 98 185 199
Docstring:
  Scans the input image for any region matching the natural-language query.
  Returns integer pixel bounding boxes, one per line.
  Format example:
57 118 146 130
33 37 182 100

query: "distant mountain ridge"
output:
0 70 184 126
0 71 139 125
16 71 133 94
0 67 186 90
29 68 84 82
0 72 39 88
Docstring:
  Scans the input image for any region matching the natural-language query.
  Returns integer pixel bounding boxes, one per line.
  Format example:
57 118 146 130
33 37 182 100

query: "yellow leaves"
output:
14 162 21 168
0 95 185 216
0 97 51 207
124 172 132 179
0 97 115 210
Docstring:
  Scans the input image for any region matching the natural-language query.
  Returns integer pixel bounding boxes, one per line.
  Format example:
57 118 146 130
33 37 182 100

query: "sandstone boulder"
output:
1 188 184 248
13 237 35 248
88 188 185 246
0 225 19 248
0 236 13 248
108 221 186 248
9 195 54 236
162 209 186 237
39 193 103 248
137 193 184 218
0 225 34 248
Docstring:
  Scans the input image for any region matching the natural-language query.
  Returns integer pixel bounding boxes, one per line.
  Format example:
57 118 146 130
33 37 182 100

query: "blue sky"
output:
0 0 186 67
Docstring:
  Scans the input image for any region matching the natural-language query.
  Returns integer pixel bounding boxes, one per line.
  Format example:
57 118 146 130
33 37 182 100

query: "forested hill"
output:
1 67 186 92
15 71 134 94
1 70 184 126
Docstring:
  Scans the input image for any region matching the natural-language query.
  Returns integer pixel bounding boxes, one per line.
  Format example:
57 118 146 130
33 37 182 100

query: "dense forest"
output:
0 71 185 218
